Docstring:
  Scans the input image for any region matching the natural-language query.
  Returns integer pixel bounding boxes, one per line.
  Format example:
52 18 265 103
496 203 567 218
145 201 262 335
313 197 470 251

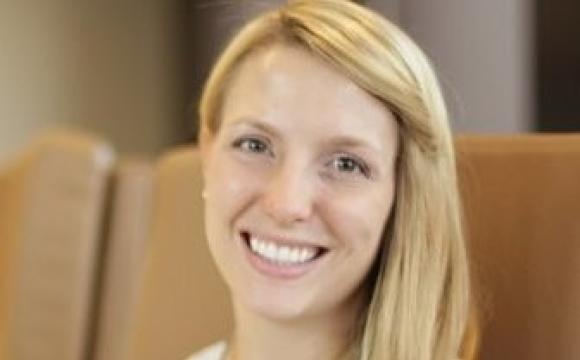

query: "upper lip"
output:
239 229 329 250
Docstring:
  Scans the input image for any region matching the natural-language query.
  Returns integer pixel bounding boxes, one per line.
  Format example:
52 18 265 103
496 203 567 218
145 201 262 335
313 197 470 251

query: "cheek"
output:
324 184 395 257
205 155 265 224
204 156 264 270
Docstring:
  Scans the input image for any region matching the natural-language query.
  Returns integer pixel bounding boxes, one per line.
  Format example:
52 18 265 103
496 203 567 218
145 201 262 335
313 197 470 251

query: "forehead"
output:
221 44 398 154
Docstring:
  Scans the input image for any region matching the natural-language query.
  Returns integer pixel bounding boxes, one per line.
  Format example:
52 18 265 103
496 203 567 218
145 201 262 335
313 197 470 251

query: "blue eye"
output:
233 137 270 155
331 155 370 177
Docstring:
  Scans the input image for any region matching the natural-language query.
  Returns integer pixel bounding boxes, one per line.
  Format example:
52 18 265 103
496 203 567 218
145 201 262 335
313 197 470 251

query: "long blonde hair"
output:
198 1 471 359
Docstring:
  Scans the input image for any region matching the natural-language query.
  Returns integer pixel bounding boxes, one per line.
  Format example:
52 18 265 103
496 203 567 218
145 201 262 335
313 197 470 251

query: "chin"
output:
235 285 321 322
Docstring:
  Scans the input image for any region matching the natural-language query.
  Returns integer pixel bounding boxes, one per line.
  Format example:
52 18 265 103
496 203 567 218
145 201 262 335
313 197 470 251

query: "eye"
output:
232 137 271 155
329 155 370 178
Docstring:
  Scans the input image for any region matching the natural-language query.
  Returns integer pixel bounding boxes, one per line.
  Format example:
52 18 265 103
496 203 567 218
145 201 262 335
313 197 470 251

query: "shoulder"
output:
184 341 227 360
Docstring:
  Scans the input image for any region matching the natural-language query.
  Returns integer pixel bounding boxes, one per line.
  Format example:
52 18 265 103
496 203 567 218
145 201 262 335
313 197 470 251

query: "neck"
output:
227 297 364 360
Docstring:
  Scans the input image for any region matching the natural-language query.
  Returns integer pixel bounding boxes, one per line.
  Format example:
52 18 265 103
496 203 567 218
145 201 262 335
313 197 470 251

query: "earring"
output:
201 190 207 200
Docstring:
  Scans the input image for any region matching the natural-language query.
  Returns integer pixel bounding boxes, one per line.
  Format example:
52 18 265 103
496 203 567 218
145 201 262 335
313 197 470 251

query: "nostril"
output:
261 178 314 225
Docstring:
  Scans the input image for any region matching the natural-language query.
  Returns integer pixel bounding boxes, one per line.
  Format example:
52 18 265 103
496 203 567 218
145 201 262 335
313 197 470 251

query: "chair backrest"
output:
121 134 580 360
93 160 154 360
0 131 114 360
124 147 232 360
456 134 580 360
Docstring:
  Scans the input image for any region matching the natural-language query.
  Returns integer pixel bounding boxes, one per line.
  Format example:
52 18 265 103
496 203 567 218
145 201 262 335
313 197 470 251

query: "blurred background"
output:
0 0 578 160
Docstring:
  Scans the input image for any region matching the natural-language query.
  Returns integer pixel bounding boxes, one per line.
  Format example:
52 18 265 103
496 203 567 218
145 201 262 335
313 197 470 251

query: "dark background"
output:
536 0 580 131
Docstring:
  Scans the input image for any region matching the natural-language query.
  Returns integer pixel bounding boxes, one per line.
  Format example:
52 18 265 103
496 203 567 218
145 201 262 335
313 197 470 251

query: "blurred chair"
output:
456 133 580 360
118 148 232 360
92 160 154 360
0 131 114 360
104 133 580 360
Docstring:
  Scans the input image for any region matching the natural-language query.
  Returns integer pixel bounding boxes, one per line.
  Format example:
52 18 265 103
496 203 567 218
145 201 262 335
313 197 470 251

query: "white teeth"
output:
298 248 310 262
247 234 319 265
265 243 276 258
250 237 259 251
278 246 290 260
289 248 299 263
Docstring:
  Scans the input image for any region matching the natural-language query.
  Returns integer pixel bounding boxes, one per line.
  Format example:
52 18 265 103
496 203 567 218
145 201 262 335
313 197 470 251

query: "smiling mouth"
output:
240 231 328 266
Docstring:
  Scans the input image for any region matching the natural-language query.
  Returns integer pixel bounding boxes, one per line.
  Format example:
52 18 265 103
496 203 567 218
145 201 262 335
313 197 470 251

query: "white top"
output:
185 341 227 360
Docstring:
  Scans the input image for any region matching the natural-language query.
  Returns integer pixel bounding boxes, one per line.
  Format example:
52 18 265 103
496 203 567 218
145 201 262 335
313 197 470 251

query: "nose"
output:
260 162 315 226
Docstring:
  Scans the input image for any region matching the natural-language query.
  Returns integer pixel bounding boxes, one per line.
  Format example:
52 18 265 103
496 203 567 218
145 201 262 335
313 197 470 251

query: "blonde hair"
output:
198 1 471 359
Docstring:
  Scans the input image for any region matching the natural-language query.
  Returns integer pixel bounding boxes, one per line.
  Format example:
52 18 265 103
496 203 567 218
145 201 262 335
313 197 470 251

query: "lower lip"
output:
239 235 326 280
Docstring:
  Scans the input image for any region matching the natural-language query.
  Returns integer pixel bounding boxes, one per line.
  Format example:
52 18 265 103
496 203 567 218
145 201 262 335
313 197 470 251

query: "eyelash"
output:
232 137 271 155
327 154 370 178
231 137 371 179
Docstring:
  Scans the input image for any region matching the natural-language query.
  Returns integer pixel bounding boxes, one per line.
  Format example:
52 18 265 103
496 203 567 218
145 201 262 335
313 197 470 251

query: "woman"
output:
191 0 472 359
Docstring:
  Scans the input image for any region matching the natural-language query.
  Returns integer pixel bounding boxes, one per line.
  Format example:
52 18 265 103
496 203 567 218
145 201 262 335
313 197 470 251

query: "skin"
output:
201 44 399 360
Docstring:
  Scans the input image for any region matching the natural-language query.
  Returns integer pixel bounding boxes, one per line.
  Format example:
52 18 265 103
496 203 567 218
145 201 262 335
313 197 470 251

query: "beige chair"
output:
122 144 477 360
115 134 580 360
120 147 232 360
93 160 154 360
456 133 580 360
0 131 114 360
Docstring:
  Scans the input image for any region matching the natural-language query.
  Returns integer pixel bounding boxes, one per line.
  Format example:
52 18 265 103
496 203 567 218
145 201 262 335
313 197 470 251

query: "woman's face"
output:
201 44 398 322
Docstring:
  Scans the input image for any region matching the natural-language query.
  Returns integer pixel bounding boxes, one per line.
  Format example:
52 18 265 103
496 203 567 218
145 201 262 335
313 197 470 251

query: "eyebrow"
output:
227 118 281 139
323 136 382 156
